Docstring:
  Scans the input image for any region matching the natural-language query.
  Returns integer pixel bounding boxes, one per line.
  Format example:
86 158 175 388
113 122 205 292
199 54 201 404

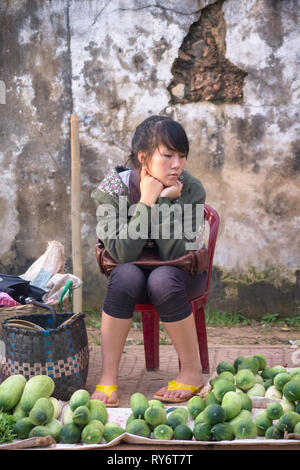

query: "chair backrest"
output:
202 204 220 302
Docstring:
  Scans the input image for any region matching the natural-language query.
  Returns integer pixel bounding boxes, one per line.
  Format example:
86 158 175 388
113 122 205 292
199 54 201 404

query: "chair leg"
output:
141 309 160 371
193 306 210 374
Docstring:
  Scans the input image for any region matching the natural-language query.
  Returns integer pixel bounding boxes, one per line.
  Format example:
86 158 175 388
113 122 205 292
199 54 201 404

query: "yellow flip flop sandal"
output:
95 384 119 407
153 379 201 403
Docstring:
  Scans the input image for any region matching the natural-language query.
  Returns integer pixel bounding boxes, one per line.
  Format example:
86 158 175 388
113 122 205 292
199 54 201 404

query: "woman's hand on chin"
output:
160 180 183 200
139 166 164 206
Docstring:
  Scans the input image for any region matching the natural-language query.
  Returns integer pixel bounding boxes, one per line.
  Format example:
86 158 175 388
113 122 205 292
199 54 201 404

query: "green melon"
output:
205 391 220 406
72 405 90 427
237 357 260 375
274 373 291 392
221 391 242 421
144 405 166 427
213 379 235 402
126 418 151 438
235 369 255 392
216 361 235 375
270 366 287 379
166 409 188 429
81 420 104 445
282 380 300 402
153 424 174 440
69 389 90 411
173 424 193 441
277 411 300 433
247 383 265 397
233 419 257 439
290 368 300 378
237 392 253 412
59 422 82 444
218 371 235 383
130 392 149 419
266 402 284 420
88 399 108 425
211 422 235 441
253 354 267 371
265 425 283 439
193 422 212 441
187 395 205 420
202 404 226 426
254 411 272 436
103 422 125 442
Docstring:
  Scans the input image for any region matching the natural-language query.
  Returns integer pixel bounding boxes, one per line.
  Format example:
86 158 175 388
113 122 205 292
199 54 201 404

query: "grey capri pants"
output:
103 264 207 323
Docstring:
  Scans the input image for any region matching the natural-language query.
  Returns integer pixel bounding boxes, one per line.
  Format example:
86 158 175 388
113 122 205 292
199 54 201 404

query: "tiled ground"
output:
86 343 299 407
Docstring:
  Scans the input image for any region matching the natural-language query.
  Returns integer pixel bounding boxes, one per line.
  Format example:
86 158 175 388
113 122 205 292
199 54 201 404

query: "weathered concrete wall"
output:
0 0 299 317
0 0 73 271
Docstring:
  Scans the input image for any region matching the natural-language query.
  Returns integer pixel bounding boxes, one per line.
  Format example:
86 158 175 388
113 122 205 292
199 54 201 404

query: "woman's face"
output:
140 144 187 187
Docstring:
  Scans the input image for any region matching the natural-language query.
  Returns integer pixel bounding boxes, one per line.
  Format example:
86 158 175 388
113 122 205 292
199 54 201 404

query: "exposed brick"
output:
168 0 247 104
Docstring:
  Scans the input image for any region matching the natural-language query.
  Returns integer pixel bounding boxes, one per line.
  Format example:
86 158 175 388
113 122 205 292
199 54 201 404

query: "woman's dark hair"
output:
126 115 189 168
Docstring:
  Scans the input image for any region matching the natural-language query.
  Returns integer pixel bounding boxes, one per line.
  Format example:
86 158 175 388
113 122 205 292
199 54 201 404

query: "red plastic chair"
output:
135 204 220 374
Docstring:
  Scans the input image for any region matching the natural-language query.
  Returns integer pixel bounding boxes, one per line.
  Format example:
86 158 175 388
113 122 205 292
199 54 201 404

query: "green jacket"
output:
91 166 206 263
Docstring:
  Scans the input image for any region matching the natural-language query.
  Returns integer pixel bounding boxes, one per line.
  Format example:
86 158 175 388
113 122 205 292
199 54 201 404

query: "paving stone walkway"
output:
86 343 299 407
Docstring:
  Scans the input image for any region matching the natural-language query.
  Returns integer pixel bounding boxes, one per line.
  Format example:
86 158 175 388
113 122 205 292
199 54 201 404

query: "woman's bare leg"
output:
91 311 132 405
155 313 204 400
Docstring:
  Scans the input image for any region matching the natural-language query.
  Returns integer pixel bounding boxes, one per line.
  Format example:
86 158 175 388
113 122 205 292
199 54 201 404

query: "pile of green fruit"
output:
0 374 124 445
0 374 62 443
61 390 124 444
125 392 193 440
1 352 300 445
124 356 300 442
199 354 300 440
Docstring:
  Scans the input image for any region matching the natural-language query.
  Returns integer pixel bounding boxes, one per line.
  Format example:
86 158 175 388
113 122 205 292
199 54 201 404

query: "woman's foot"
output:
91 381 119 407
154 370 204 402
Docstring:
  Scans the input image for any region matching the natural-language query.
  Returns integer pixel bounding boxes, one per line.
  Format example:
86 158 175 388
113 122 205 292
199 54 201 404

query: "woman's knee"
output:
147 266 185 304
103 264 147 319
109 264 146 296
147 266 193 322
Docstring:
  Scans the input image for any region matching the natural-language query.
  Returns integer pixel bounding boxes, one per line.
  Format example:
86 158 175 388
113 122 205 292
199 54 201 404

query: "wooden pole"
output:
70 114 83 312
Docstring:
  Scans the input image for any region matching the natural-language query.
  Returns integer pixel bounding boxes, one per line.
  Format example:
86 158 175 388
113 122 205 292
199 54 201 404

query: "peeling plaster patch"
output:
18 25 32 45
226 29 273 69
49 76 65 103
169 0 248 104
223 0 300 107
13 74 41 129
0 161 21 258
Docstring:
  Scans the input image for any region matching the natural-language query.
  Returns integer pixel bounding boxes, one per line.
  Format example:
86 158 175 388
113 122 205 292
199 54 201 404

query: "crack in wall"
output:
113 4 204 16
168 0 248 104
90 0 111 27
88 1 206 28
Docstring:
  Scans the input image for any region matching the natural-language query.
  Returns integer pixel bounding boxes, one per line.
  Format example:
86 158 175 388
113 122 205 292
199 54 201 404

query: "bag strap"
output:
129 168 141 204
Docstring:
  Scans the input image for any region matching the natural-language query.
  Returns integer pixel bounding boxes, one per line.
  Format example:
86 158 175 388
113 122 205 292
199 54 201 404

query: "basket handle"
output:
59 280 74 313
60 311 82 328
26 298 57 328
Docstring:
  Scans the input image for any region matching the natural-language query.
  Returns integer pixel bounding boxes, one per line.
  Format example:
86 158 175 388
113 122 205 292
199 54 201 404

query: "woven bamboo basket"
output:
0 311 89 401
0 298 72 336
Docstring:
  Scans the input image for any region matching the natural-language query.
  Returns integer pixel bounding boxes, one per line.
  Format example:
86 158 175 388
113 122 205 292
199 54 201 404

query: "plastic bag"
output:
21 241 64 290
44 273 82 302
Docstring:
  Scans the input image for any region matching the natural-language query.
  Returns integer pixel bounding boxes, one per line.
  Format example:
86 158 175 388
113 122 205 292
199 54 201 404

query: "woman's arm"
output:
93 192 152 263
152 180 206 260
